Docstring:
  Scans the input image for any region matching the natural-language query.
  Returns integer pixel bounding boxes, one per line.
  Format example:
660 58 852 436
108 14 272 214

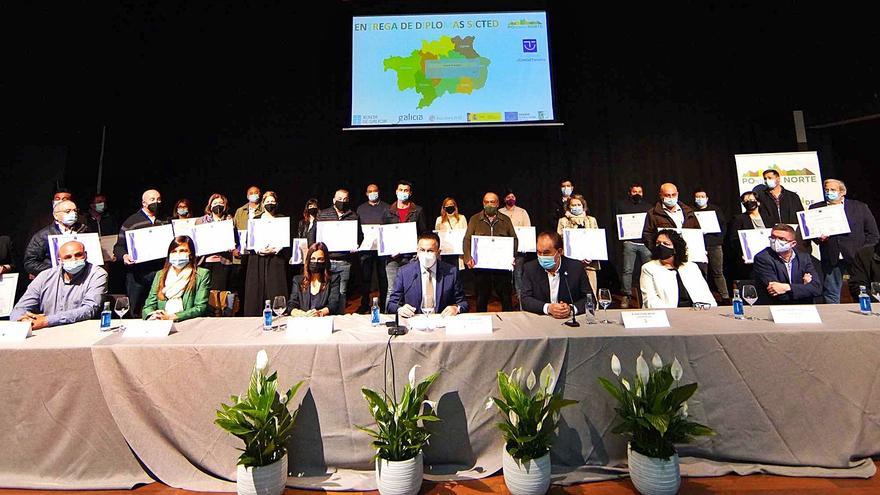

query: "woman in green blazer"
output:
143 235 212 321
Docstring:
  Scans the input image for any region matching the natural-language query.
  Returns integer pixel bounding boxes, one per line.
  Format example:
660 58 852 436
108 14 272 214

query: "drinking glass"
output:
421 303 435 331
598 288 613 324
114 296 130 319
741 285 758 320
871 282 880 304
272 296 287 329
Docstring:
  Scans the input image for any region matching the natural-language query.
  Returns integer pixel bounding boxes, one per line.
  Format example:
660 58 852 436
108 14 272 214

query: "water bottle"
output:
370 297 381 327
859 286 872 315
100 302 112 330
732 289 744 320
263 300 273 330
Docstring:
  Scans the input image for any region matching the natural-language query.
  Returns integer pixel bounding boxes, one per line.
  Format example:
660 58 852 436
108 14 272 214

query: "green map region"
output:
383 35 491 109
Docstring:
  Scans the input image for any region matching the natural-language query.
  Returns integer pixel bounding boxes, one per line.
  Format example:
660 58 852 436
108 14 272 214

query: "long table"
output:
1 305 878 490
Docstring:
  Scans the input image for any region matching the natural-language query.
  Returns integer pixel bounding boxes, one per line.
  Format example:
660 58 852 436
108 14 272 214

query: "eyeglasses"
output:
691 302 712 311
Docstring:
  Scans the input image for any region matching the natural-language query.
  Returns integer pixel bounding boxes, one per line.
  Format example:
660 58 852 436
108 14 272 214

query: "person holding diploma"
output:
286 242 341 316
312 189 360 304
642 183 701 248
693 187 729 303
463 192 518 312
757 169 804 226
233 186 263 231
10 240 107 329
520 231 593 318
142 236 211 322
356 184 389 314
243 191 290 316
434 197 467 269
114 189 167 318
195 193 238 291
381 180 428 307
297 198 320 239
753 224 822 305
640 230 715 309
24 199 89 277
172 199 193 219
556 194 600 295
726 191 763 283
387 233 467 317
616 183 652 308
500 188 532 299
808 179 879 303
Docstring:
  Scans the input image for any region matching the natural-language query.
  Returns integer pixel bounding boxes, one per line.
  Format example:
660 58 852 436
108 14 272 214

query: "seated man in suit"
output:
753 223 822 305
520 231 594 318
387 232 468 317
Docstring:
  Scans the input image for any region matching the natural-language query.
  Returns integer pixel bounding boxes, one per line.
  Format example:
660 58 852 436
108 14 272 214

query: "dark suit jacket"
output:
381 201 428 236
287 273 342 315
24 222 89 276
757 187 804 225
847 243 880 299
752 247 822 304
386 259 468 313
0 235 16 272
642 202 701 247
520 256 594 315
808 198 879 268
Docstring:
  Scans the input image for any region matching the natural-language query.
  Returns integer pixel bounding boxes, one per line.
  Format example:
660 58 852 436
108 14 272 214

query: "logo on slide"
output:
353 115 362 125
522 39 538 53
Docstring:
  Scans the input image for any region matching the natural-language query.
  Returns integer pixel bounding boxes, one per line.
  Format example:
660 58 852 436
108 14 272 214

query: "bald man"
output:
642 183 701 247
114 189 168 317
11 240 107 329
463 192 519 312
24 199 89 276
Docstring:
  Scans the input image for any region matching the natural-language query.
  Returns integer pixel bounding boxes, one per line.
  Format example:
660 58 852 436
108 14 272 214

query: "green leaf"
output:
666 383 698 409
598 377 625 403
645 413 669 435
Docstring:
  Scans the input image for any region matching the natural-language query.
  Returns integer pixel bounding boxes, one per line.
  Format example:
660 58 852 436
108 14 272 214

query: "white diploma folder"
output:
192 219 236 257
315 220 358 252
616 213 647 241
694 211 721 234
515 227 537 253
563 228 609 261
48 233 105 267
125 224 175 263
248 217 291 251
797 205 851 239
435 229 465 256
471 235 515 271
378 222 418 256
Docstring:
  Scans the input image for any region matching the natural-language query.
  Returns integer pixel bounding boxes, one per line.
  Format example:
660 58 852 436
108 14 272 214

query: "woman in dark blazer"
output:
287 242 341 316
726 191 764 284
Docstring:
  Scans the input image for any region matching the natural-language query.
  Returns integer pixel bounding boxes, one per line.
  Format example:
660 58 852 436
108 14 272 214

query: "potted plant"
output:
487 364 578 495
357 365 440 495
598 353 714 495
215 349 304 495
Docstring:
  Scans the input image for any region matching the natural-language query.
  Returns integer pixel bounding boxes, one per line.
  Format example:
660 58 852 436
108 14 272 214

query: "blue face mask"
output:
662 197 678 208
825 190 839 202
62 259 86 275
538 255 557 270
694 197 708 208
396 191 410 202
169 253 190 268
367 192 379 202
570 206 584 216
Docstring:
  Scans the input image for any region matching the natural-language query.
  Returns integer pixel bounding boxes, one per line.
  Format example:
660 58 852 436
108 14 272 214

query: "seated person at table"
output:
520 231 593 318
287 242 341 317
387 233 468 317
640 230 716 309
848 242 880 299
10 240 107 329
143 236 211 321
753 224 822 305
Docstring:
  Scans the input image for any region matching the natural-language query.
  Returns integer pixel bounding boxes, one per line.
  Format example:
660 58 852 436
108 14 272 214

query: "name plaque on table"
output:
770 305 822 324
445 315 493 335
285 317 334 339
122 320 175 338
0 322 32 343
621 310 670 329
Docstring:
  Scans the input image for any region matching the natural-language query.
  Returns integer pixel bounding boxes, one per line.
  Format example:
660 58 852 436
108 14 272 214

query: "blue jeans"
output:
329 259 351 298
822 264 845 304
621 241 652 297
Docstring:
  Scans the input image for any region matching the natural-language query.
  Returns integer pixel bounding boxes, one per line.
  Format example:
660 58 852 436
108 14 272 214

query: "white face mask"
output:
367 192 379 202
771 238 793 254
417 251 437 269
561 186 573 196
765 178 778 189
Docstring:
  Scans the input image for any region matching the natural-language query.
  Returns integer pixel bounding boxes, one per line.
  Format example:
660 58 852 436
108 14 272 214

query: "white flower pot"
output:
502 448 551 495
627 444 680 495
375 451 423 495
236 454 288 495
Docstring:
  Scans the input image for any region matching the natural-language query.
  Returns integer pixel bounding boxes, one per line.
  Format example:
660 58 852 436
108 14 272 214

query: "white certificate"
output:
616 213 647 241
0 273 19 318
378 222 418 256
172 218 199 238
48 233 105 267
515 226 537 253
0 322 32 342
738 228 773 264
288 238 308 265
435 229 465 256
445 315 493 335
770 305 822 324
563 228 609 261
125 224 175 263
471 235 515 271
659 228 707 263
248 217 291 251
797 205 851 239
359 225 380 251
100 235 117 262
315 220 358 252
694 211 721 234
192 220 236 257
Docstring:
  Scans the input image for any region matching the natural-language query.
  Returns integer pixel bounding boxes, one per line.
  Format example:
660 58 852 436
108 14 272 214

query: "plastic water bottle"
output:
859 286 872 315
263 300 273 330
370 297 381 327
732 289 745 320
100 302 112 330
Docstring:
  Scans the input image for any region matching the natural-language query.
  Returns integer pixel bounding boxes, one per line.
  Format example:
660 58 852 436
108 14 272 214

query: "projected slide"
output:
351 12 555 127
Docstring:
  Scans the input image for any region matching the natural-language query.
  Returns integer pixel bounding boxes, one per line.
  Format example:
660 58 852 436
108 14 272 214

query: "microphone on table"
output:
388 307 408 336
562 270 580 327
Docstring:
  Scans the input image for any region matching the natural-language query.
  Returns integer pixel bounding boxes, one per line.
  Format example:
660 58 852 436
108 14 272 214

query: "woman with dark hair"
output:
639 230 715 308
243 191 290 316
172 199 193 219
142 236 211 321
726 191 763 283
286 242 341 316
297 198 320 240
195 193 238 291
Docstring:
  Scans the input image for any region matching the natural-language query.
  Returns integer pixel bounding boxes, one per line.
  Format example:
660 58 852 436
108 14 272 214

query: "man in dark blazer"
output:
387 233 468 317
753 224 822 305
521 231 594 317
808 179 879 303
757 169 804 226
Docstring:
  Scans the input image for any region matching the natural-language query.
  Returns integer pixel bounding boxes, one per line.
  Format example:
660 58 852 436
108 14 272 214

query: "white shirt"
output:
542 266 577 315
420 264 439 311
666 204 685 228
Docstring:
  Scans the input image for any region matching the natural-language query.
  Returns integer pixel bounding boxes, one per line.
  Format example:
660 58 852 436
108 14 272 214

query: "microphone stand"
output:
562 270 580 327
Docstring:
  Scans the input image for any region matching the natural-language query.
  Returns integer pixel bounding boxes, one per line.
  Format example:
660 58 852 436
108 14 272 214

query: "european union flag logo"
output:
522 39 537 53
353 115 362 125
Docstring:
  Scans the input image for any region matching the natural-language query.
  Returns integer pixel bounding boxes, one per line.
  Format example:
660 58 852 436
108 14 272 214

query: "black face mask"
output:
334 200 349 212
444 205 456 214
631 194 642 203
653 244 676 260
307 207 319 217
309 261 326 273
263 203 277 214
743 200 758 211
146 202 160 214
211 205 225 216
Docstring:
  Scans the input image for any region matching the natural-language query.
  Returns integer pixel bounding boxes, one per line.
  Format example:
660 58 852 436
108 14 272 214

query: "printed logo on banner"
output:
734 152 824 210
522 39 538 53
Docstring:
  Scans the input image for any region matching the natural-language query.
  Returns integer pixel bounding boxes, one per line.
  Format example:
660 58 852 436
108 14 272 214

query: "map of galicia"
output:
383 35 491 109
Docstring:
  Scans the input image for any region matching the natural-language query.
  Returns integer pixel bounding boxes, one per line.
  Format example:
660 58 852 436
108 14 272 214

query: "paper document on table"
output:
48 233 105 267
563 228 608 261
797 205 850 239
315 220 358 252
435 229 465 256
471 235 514 271
192 220 236 256
125 225 175 263
378 222 417 256
616 213 647 241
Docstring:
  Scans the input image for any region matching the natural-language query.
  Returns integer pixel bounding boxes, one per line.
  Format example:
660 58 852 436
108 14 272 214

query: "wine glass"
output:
741 285 758 320
114 296 130 319
597 288 613 324
871 282 880 304
272 296 287 330
420 303 435 331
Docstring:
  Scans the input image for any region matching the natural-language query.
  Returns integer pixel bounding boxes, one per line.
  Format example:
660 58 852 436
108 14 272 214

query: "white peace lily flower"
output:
255 349 269 372
636 353 650 385
540 363 556 394
509 410 519 428
279 394 288 405
485 398 494 410
408 365 421 387
526 370 537 391
652 353 663 370
611 354 621 376
510 368 522 387
621 377 631 391
680 401 689 418
671 358 683 381
537 420 544 431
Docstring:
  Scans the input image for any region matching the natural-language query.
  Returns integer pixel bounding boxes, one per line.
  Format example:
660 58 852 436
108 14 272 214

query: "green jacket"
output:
142 267 212 321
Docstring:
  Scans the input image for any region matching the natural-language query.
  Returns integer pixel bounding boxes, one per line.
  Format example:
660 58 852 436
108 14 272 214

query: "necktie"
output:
424 270 435 311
